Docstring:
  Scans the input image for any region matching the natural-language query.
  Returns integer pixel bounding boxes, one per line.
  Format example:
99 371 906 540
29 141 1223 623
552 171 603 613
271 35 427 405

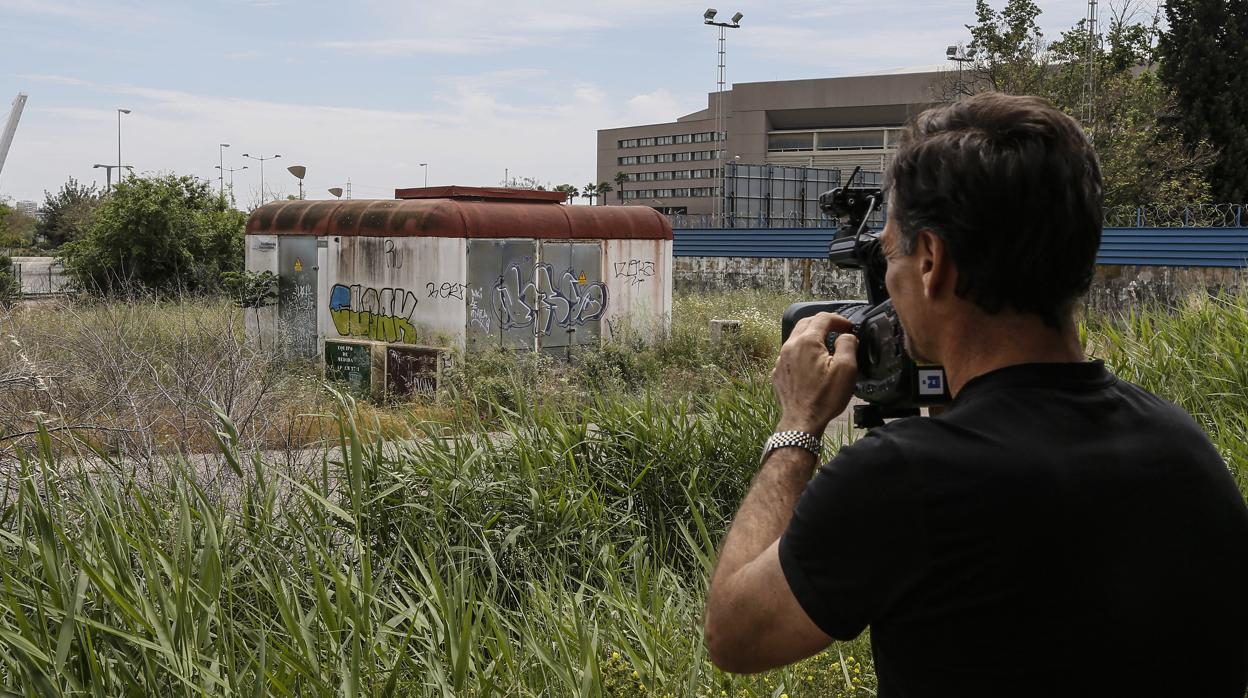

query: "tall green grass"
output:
2 288 1243 696
0 383 876 697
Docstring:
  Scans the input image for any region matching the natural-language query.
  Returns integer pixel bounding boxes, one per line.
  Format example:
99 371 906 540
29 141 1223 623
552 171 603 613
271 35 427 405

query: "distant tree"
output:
946 0 1214 210
614 171 628 204
1158 0 1248 202
36 177 102 249
0 200 37 249
0 254 19 307
596 181 613 205
62 174 246 294
552 183 579 204
582 182 598 205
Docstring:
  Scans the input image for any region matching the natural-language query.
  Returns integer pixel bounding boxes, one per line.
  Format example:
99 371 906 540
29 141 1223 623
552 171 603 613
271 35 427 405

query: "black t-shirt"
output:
780 361 1248 697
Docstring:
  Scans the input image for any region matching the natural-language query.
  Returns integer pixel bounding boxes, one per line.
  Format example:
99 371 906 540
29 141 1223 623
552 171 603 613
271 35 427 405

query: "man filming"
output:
703 93 1248 696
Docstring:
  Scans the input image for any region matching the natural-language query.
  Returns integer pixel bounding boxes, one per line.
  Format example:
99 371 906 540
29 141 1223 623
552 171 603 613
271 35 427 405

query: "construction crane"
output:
0 92 29 183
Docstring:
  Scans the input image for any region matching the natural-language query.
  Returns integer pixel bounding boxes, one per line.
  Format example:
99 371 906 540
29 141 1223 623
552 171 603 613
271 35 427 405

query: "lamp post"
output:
93 163 132 190
242 152 281 203
945 44 978 100
419 162 428 187
218 143 230 197
215 165 248 200
704 8 742 226
116 108 131 186
328 187 344 200
287 165 307 200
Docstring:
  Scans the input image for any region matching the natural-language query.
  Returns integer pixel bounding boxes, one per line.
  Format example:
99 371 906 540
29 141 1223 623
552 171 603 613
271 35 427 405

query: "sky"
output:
0 0 1093 206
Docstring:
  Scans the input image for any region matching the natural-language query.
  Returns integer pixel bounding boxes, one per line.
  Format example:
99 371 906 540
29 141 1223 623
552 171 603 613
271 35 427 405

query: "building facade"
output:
596 69 945 217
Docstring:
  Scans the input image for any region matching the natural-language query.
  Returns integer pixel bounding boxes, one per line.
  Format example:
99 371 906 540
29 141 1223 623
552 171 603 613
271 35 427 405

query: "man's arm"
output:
704 313 859 674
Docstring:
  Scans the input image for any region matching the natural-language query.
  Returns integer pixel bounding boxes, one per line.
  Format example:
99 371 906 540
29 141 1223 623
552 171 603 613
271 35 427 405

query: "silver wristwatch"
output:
761 430 823 462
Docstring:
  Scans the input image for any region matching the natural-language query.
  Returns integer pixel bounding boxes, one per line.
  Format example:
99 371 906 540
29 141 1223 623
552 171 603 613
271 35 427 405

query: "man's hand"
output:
771 312 859 435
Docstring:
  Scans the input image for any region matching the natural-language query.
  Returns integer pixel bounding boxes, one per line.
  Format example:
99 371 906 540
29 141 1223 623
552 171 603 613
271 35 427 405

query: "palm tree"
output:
552 183 579 204
614 171 628 204
583 182 598 206
596 181 613 205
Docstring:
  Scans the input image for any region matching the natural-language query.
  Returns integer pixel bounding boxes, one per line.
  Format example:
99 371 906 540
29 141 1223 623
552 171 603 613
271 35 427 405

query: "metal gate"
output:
277 236 318 358
465 239 605 352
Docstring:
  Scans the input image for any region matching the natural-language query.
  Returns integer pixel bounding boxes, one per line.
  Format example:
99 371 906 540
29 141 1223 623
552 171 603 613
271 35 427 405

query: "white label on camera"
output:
918 369 945 396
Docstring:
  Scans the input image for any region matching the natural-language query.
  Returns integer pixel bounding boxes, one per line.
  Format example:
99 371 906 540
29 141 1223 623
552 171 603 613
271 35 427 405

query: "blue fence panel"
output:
673 227 1248 268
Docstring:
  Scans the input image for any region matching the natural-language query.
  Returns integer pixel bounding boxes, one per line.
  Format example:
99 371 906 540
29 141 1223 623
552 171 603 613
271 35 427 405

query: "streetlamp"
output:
419 162 428 187
328 187 344 200
93 163 133 190
116 108 131 186
218 143 230 197
242 152 281 203
704 8 742 226
215 165 248 199
287 165 307 200
946 44 978 100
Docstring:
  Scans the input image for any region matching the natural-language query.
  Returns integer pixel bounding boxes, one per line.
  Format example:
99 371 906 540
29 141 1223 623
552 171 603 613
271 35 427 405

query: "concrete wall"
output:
602 239 674 339
326 235 467 349
676 256 1247 314
244 235 280 348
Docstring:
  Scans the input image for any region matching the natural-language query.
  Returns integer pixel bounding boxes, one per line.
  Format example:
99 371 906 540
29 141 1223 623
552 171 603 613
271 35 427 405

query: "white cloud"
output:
0 73 675 203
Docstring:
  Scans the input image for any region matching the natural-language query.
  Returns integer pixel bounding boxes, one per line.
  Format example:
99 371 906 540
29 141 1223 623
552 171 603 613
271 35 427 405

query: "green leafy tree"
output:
36 177 102 249
62 174 246 294
949 0 1215 210
0 254 19 306
1158 0 1248 202
0 201 37 249
614 171 628 204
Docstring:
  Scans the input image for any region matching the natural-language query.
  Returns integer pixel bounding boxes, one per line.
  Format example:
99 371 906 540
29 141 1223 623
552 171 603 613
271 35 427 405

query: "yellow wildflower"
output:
611 652 620 660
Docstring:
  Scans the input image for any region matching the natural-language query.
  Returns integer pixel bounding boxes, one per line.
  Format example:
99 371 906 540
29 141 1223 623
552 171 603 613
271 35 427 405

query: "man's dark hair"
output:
884 93 1103 328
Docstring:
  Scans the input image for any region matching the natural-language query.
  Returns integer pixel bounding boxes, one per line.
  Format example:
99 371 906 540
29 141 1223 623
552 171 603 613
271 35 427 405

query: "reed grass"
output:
0 287 1243 695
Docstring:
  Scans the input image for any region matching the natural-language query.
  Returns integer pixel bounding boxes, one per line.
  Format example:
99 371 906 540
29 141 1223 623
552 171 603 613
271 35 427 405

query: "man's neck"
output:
937 310 1086 398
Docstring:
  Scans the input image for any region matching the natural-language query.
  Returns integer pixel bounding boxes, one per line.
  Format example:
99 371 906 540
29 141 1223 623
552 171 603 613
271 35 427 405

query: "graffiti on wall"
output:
492 263 608 335
468 287 491 334
614 259 656 288
329 283 420 344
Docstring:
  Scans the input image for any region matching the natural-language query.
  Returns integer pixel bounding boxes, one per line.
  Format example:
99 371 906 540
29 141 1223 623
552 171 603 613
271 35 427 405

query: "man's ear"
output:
916 229 955 299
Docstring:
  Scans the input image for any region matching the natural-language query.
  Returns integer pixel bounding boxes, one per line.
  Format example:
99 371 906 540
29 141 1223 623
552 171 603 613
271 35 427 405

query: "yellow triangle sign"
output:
294 258 303 273
577 272 587 284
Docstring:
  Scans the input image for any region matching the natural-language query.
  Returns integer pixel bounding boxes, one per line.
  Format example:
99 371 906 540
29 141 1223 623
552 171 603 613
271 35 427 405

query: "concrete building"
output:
597 69 945 217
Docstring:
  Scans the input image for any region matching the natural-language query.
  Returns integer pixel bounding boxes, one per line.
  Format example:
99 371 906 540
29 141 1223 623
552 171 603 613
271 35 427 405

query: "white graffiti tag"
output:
493 263 608 334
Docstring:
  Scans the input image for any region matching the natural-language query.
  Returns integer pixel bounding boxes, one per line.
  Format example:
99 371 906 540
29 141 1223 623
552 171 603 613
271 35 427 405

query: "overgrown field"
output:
0 289 1244 695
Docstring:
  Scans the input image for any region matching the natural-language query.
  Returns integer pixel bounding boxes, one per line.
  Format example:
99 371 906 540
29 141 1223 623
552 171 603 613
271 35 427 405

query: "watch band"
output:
762 430 823 462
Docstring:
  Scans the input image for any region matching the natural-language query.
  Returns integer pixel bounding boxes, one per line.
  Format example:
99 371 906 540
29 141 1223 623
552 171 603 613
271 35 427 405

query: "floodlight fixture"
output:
731 11 743 24
946 45 958 57
704 8 717 21
329 187 344 199
966 47 978 58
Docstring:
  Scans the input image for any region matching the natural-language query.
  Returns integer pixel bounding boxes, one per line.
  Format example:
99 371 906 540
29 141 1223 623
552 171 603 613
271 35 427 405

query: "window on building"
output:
638 137 655 147
693 131 715 143
618 156 638 165
639 154 656 164
654 171 673 180
656 135 674 146
675 134 693 144
816 130 885 150
768 132 816 152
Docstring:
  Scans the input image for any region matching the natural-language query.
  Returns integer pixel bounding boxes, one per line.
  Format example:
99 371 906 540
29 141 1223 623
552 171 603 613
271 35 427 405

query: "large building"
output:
596 69 945 217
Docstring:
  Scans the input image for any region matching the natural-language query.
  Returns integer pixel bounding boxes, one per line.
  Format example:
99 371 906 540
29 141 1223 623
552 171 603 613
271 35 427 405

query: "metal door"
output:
466 239 538 350
278 236 318 358
537 241 605 350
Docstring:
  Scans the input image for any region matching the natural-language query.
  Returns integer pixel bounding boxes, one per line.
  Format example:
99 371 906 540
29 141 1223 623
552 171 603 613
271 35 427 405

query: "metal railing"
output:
1104 204 1246 228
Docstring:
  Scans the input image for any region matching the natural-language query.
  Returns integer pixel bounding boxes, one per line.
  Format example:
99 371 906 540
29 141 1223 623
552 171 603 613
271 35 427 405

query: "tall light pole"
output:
116 108 131 186
287 165 307 200
215 165 247 200
243 152 281 203
218 143 230 197
704 8 741 226
945 44 978 100
93 163 132 190
420 162 428 187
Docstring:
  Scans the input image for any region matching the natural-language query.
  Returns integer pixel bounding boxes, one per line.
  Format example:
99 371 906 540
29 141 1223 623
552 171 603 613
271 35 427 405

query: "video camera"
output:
781 167 951 429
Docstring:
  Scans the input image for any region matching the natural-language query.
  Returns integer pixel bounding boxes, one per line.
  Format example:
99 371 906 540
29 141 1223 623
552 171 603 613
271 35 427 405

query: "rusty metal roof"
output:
245 198 672 240
394 185 567 203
